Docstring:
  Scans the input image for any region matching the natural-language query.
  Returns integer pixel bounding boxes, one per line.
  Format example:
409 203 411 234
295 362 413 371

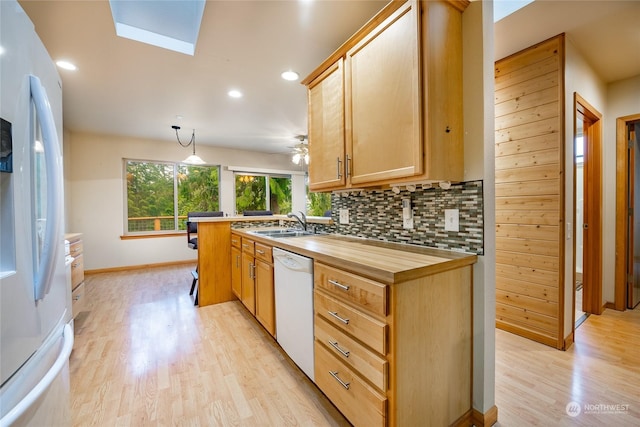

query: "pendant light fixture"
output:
172 125 205 165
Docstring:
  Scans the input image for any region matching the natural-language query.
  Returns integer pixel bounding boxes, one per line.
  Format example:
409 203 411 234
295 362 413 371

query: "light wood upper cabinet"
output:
303 0 466 189
346 1 422 185
307 58 346 191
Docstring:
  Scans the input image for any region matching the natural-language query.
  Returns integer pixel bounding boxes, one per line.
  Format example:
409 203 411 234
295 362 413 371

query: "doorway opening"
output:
615 115 640 311
573 93 603 330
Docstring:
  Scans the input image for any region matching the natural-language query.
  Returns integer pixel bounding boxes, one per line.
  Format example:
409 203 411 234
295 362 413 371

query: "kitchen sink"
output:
249 228 315 238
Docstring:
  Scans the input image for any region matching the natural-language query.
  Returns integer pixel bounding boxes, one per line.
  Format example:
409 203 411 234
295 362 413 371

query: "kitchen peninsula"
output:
191 215 477 426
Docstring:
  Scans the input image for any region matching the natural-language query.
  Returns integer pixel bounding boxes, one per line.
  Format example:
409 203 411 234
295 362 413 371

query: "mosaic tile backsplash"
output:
324 181 484 255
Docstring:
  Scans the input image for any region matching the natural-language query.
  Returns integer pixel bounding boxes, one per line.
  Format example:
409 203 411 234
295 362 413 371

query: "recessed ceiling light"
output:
228 90 243 98
281 70 299 81
56 60 77 71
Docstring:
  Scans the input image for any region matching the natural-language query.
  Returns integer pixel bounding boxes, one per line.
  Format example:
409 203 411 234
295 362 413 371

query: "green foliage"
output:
307 191 332 216
126 161 174 219
126 161 220 232
235 175 267 213
269 176 291 214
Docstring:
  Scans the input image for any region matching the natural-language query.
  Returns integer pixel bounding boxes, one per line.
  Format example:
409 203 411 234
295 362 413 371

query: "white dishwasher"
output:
273 248 314 381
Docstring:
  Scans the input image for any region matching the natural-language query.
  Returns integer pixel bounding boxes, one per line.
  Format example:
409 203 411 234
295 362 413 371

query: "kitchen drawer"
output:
315 341 386 427
231 233 241 249
315 262 387 317
315 289 387 355
69 239 83 257
71 281 86 318
315 315 387 392
71 254 84 289
241 237 255 255
254 242 272 264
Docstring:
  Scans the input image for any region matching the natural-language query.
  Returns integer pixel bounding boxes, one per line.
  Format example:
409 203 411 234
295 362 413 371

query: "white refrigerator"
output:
0 1 74 426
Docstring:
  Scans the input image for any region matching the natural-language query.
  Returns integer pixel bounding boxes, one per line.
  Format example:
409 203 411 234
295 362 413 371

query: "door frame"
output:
615 113 640 310
573 93 603 321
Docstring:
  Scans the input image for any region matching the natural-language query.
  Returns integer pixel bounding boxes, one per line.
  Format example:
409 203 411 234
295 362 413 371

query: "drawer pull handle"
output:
256 249 265 255
242 244 250 248
73 295 81 301
329 371 350 390
328 311 349 325
328 279 349 291
329 340 350 358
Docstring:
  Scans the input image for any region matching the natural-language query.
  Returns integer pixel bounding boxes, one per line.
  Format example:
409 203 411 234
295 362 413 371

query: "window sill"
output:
120 232 185 240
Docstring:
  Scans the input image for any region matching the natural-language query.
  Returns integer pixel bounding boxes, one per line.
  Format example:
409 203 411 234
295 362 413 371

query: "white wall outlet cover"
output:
403 217 414 230
339 208 349 224
444 209 459 232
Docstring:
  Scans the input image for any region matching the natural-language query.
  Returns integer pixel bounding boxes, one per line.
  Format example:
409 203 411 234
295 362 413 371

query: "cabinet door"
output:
231 246 242 299
308 58 346 191
346 0 422 185
255 259 275 337
241 253 255 314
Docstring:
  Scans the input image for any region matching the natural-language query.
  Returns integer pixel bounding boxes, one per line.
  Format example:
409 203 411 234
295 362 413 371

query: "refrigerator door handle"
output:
30 75 63 301
0 324 73 427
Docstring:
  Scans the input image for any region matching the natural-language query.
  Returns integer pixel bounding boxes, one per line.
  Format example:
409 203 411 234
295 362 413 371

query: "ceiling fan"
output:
291 134 309 165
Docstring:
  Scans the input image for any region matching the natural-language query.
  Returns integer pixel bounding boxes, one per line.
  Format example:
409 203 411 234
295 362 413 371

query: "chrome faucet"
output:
287 211 307 231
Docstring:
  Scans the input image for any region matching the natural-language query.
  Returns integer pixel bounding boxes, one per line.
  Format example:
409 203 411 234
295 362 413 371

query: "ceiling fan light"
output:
304 153 309 164
292 153 301 164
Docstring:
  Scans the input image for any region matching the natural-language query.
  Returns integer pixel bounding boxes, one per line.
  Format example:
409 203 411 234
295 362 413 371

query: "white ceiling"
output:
19 0 640 155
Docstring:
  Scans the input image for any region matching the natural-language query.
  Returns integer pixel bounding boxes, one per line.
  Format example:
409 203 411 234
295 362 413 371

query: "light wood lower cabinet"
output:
231 237 242 299
254 243 275 336
314 261 473 427
235 235 276 337
66 233 86 319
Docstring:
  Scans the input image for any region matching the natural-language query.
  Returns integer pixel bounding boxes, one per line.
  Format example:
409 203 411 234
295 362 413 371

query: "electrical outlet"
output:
444 209 459 232
403 217 414 230
339 208 349 224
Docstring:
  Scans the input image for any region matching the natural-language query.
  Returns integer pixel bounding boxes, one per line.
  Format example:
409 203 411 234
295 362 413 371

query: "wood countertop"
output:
232 228 477 284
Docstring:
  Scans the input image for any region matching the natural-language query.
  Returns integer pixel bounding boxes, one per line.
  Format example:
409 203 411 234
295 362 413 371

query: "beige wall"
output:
65 131 300 270
563 42 640 337
563 37 608 338
605 75 640 301
463 0 495 414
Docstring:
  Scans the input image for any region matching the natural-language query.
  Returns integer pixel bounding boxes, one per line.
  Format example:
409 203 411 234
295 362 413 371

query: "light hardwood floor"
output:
72 265 640 426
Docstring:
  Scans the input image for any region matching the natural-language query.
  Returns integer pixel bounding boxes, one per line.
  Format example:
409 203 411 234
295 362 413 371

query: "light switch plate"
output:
444 209 459 232
339 208 349 224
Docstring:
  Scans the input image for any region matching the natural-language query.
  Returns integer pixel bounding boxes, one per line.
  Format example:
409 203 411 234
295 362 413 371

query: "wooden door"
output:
628 121 640 308
241 253 255 314
576 94 603 316
345 0 422 185
231 245 242 299
255 259 275 337
307 58 346 191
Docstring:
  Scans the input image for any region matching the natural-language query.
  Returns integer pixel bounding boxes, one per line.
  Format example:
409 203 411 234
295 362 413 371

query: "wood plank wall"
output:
494 35 565 349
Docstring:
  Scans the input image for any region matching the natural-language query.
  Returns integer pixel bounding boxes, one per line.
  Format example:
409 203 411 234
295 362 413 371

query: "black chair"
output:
187 211 223 304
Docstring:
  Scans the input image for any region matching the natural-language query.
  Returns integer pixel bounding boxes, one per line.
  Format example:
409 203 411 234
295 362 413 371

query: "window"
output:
234 173 291 215
125 160 220 234
305 175 331 216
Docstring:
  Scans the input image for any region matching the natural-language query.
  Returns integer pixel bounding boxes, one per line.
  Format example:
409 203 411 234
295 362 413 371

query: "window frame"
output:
123 158 221 236
233 171 292 215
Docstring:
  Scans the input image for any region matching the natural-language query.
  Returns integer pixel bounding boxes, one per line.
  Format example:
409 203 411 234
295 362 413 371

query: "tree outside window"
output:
234 173 291 215
125 160 219 233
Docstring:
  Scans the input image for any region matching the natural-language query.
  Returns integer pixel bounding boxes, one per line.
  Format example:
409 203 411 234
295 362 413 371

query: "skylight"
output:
109 0 205 56
494 0 535 22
